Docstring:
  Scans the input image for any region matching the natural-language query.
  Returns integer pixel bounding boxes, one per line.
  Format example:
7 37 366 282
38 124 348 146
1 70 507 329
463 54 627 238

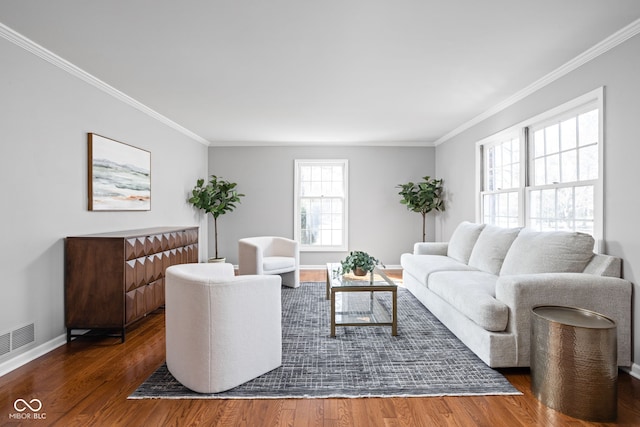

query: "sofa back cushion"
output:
447 222 486 264
468 225 522 275
500 229 595 275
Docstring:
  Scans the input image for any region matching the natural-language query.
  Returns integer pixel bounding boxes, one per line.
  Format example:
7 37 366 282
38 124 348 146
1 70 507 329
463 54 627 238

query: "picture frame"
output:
88 133 151 211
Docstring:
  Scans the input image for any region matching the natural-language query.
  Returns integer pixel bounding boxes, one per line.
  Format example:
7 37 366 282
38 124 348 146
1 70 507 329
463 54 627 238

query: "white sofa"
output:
400 221 632 368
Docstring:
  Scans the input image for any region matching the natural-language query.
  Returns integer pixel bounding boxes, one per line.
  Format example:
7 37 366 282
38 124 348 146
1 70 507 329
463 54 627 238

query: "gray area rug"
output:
129 282 520 399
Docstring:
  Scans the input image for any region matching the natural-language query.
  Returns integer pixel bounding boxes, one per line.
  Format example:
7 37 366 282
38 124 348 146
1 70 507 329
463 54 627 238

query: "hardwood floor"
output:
1 270 639 426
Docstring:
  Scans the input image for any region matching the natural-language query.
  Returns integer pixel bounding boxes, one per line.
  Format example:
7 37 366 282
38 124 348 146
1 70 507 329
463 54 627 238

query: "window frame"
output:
476 87 604 249
294 159 349 252
525 102 601 238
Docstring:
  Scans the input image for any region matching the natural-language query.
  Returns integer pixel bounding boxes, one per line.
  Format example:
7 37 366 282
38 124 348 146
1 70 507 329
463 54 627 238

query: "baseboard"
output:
300 265 326 270
622 363 640 380
232 264 403 271
301 264 402 270
0 334 67 377
233 265 329 270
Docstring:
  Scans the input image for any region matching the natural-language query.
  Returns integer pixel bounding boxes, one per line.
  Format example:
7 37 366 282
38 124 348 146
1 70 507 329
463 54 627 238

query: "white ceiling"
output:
2 1 640 146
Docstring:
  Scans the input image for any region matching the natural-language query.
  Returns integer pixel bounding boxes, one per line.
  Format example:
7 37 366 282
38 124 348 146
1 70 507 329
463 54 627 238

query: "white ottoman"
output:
165 263 282 393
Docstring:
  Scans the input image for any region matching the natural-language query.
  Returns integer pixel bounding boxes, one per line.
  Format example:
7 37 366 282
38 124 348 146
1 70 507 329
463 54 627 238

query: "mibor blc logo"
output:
9 398 46 420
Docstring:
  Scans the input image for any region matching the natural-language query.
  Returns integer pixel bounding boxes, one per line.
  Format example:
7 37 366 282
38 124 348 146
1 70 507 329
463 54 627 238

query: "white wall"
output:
435 33 640 367
0 36 208 371
209 145 435 266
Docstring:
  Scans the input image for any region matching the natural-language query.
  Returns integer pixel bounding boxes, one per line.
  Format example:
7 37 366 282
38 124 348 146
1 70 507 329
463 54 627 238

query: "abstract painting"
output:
88 133 151 211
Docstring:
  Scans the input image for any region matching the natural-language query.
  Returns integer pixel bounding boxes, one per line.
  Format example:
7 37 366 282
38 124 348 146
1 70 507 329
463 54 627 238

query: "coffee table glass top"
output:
326 263 397 289
326 263 398 336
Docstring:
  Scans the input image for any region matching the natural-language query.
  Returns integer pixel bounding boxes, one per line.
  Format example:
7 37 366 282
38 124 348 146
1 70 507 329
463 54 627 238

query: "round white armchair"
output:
238 236 300 288
165 263 282 393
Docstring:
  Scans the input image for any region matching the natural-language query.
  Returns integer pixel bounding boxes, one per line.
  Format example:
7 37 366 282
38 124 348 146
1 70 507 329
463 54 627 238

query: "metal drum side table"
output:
531 306 617 422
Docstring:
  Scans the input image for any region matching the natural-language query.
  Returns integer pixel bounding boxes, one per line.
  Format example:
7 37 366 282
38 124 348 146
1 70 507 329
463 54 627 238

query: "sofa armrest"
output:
495 273 632 366
413 242 448 255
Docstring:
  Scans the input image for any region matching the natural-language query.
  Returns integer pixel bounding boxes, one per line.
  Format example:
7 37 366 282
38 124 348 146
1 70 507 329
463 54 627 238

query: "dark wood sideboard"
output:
65 226 199 342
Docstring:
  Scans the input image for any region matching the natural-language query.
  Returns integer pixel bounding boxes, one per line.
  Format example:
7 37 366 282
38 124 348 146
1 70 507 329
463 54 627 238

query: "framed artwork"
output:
88 133 151 211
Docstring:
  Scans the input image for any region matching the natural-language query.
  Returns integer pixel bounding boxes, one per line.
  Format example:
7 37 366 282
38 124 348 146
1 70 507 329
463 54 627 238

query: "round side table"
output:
531 305 617 422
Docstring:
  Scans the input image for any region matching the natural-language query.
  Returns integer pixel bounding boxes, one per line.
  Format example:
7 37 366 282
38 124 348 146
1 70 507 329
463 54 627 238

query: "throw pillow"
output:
500 229 595 275
468 225 522 275
447 221 486 264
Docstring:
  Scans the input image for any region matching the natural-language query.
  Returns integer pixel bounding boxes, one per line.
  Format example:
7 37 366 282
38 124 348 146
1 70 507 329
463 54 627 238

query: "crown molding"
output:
0 23 210 146
434 17 640 146
209 139 436 147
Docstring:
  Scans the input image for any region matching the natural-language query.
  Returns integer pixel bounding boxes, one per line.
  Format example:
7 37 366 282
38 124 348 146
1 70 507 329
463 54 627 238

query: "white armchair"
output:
165 263 282 394
238 236 300 288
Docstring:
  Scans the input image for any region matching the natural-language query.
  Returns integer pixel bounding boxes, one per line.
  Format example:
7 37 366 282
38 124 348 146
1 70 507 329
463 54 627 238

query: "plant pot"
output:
208 257 226 263
354 267 367 276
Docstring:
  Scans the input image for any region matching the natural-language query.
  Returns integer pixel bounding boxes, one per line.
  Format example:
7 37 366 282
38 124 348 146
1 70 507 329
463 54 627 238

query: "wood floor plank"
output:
346 398 369 427
294 397 324 427
323 399 339 422
388 397 419 427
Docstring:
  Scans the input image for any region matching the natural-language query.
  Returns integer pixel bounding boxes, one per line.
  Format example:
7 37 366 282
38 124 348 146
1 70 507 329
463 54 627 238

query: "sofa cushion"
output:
500 229 595 276
427 271 508 332
468 225 522 275
447 221 486 264
400 253 477 285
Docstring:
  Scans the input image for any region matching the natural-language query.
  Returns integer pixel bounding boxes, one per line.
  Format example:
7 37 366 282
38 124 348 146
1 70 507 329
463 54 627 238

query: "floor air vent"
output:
0 333 10 356
0 323 35 358
12 323 35 351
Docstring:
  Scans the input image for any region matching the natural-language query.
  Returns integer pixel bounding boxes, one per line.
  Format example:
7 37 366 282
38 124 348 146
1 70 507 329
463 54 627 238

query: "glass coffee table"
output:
325 263 398 337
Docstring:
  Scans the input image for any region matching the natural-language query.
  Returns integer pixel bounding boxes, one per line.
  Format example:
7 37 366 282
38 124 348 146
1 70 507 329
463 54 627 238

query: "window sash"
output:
526 181 596 235
529 106 599 187
483 136 521 192
480 189 522 228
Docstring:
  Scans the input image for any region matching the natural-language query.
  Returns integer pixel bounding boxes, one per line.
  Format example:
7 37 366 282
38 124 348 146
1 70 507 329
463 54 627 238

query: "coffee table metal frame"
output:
325 262 397 337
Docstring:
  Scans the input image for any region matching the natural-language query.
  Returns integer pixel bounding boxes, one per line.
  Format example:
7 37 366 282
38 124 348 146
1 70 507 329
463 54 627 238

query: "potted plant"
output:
397 176 444 242
340 251 383 277
189 175 244 262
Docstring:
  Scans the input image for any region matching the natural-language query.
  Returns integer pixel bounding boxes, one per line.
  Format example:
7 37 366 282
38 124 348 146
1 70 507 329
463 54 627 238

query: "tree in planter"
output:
397 176 444 242
189 175 244 261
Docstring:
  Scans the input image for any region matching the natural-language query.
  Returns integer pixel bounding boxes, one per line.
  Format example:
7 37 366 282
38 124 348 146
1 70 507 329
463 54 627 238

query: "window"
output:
528 108 599 235
478 88 603 244
481 134 522 228
294 160 348 251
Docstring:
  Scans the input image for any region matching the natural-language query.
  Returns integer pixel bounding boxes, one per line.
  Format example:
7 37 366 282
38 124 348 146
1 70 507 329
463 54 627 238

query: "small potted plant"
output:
189 175 244 262
340 251 383 277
